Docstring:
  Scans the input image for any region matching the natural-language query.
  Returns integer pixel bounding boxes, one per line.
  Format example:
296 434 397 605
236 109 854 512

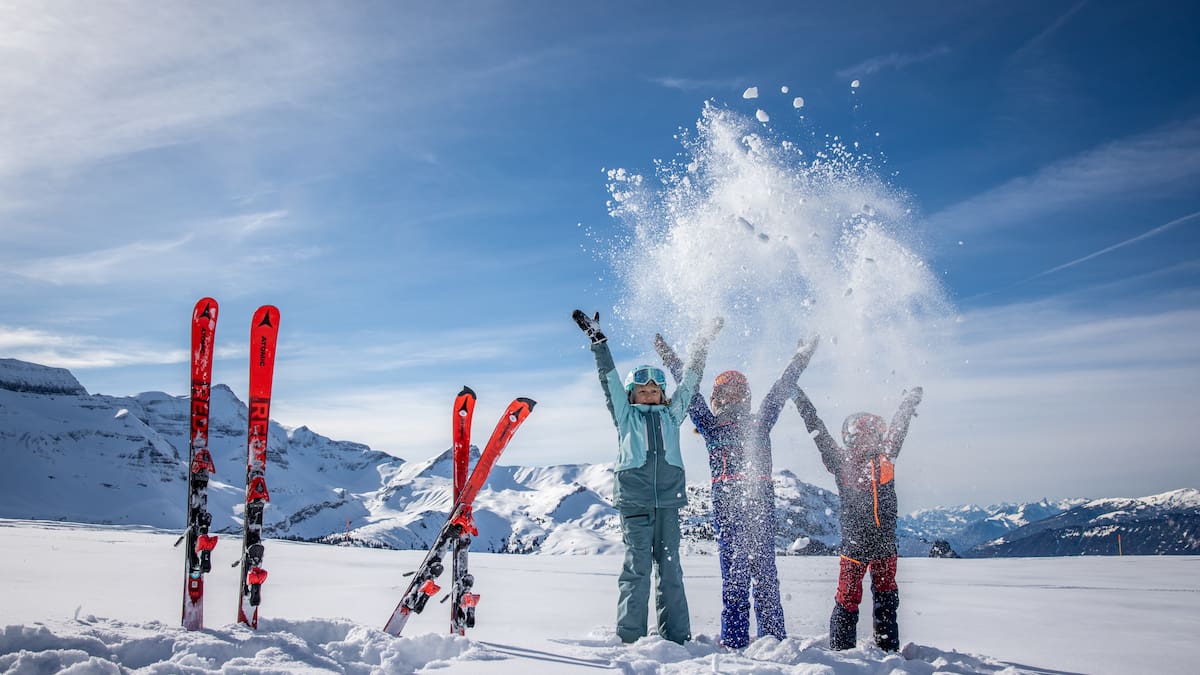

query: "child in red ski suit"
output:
792 385 922 651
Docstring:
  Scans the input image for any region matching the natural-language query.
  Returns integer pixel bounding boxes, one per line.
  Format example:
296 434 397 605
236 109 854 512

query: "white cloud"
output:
651 76 744 91
0 6 353 179
9 236 193 286
0 4 527 186
0 325 186 370
951 300 1200 373
6 210 301 287
929 117 1200 235
837 45 952 78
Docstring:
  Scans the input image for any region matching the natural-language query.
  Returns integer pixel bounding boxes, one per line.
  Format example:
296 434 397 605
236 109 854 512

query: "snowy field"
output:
1 519 1196 674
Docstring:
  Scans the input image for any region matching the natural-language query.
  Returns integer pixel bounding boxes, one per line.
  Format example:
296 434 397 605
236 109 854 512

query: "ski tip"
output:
254 305 280 328
517 397 537 410
458 385 476 398
193 297 219 318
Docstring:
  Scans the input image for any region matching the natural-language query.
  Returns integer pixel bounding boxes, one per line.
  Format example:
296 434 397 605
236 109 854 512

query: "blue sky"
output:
1 1 1197 510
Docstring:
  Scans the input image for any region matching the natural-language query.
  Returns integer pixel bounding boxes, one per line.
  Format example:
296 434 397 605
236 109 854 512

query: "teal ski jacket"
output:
591 341 707 512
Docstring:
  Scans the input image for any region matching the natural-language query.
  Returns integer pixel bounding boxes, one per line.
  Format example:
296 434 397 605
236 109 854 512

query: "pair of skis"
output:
180 298 280 631
382 388 536 636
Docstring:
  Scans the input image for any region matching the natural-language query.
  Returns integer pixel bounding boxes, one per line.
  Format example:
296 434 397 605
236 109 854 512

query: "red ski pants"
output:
834 554 897 612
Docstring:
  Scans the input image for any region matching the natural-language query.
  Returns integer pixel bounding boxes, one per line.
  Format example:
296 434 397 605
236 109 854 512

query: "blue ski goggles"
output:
625 365 667 390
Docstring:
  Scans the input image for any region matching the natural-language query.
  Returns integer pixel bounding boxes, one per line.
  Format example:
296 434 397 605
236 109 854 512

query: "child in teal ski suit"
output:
573 310 722 645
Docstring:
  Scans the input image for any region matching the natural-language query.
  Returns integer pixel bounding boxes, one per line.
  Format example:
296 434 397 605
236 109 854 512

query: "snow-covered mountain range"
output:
3 358 1196 557
899 499 1089 553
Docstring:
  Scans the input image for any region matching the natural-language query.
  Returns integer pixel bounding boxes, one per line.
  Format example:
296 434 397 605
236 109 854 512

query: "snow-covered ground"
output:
1 519 1195 674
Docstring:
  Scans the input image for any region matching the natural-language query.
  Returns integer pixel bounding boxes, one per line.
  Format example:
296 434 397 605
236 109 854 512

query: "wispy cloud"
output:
0 325 187 370
10 236 193 286
6 210 300 286
837 46 952 79
230 211 291 239
1010 0 1089 62
950 300 1200 373
0 5 527 185
651 76 744 91
928 116 1200 235
0 6 360 179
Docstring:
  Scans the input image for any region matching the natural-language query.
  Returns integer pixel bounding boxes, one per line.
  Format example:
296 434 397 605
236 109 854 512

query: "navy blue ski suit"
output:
658 337 815 648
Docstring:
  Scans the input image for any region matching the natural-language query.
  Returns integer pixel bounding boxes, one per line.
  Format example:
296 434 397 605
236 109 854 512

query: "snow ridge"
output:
0 358 87 395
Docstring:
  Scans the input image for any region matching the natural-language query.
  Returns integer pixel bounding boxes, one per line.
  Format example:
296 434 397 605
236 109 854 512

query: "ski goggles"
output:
626 366 667 388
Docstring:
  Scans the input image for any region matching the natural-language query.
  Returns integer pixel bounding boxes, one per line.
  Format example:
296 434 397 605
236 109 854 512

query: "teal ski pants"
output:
616 507 691 644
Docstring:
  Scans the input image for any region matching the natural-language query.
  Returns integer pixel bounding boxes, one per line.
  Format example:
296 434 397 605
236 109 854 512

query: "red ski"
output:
180 297 219 630
449 386 476 635
382 395 536 636
236 305 280 628
453 387 476 500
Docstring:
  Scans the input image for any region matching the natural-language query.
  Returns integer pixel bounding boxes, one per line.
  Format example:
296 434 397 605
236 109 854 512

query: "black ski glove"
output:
572 309 607 344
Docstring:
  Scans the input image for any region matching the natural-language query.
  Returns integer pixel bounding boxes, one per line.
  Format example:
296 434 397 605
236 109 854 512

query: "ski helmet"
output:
842 412 886 450
711 370 750 401
625 365 667 393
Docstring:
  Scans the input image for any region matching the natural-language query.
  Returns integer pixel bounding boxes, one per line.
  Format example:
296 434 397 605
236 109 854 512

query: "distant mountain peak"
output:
0 358 88 396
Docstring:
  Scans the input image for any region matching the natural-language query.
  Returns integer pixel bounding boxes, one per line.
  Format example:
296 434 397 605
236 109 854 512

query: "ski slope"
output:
1 519 1195 674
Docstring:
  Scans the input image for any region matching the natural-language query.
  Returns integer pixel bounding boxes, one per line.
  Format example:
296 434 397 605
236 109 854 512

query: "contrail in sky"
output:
1026 209 1200 281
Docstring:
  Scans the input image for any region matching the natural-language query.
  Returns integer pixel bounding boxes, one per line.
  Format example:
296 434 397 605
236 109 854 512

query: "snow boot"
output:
872 589 900 652
829 603 857 650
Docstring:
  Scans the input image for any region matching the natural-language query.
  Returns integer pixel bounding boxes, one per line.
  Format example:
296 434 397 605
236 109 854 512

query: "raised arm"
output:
758 335 820 429
655 331 715 430
793 387 840 475
884 386 922 459
667 318 724 425
573 310 622 426
653 333 684 383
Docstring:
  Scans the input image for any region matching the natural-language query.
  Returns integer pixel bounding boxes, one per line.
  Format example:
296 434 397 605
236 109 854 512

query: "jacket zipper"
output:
872 456 881 527
652 411 660 508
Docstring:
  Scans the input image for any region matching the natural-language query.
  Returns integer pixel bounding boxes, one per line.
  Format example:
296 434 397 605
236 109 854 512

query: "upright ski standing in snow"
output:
236 305 280 629
179 297 219 630
383 394 536 636
448 386 477 635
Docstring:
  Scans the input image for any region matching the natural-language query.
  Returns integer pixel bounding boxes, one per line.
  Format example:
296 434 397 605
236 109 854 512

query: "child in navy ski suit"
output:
573 310 722 645
656 333 818 649
792 385 922 651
